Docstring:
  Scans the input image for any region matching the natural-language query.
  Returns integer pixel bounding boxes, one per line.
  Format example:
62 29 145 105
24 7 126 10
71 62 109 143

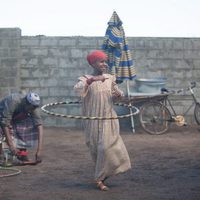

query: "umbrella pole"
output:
126 80 135 133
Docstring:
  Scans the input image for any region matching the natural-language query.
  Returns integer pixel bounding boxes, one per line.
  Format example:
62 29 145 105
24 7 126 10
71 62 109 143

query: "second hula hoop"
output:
0 167 22 178
41 101 139 120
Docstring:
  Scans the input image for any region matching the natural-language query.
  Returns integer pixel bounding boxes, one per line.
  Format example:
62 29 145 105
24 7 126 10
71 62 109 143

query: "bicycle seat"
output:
161 88 169 93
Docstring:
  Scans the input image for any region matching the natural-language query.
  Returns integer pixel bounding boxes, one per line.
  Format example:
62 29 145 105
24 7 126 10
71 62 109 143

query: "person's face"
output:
92 59 108 73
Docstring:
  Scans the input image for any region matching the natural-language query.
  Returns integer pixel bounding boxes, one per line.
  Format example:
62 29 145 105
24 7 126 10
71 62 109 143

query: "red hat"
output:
87 50 108 65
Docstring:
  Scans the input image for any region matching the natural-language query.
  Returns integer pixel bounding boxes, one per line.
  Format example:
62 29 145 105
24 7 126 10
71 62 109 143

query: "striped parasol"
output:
102 11 137 132
102 11 136 82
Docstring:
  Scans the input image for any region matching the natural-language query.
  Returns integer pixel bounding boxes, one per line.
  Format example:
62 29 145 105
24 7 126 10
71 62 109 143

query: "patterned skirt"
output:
0 117 38 149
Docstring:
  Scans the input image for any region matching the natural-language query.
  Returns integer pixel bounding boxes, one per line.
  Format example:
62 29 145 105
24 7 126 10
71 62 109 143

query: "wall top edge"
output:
1 28 200 40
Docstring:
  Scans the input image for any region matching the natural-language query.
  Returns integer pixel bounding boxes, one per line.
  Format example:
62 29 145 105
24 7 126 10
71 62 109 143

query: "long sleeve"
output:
31 109 43 126
111 75 124 97
0 95 20 127
74 76 90 97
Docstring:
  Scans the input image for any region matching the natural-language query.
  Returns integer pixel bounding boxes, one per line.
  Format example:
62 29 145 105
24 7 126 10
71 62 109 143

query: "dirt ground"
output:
0 125 200 200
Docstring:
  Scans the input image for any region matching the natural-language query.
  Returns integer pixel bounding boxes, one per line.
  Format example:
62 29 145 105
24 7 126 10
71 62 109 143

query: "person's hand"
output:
86 75 107 85
112 91 122 97
10 147 18 156
35 152 42 163
93 75 107 82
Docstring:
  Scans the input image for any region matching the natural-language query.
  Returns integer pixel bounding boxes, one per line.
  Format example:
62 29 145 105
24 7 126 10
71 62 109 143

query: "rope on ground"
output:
0 166 21 178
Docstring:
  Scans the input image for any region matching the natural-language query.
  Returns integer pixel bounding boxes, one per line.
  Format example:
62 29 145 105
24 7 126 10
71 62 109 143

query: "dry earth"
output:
1 125 200 200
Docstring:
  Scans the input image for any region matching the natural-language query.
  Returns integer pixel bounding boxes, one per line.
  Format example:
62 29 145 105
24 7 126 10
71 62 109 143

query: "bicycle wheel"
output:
194 103 200 125
139 101 172 135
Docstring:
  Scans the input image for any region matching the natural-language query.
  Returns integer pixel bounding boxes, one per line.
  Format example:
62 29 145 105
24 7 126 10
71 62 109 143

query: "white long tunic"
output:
74 73 131 181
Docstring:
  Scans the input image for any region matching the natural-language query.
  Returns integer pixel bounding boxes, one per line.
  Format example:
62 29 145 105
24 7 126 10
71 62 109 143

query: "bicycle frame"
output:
138 82 199 134
163 82 199 118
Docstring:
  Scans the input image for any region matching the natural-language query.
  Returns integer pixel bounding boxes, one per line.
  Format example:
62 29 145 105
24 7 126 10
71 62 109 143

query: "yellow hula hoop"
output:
41 101 139 120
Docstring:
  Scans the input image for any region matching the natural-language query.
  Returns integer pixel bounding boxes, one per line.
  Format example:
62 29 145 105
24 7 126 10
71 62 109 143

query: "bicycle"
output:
139 81 200 135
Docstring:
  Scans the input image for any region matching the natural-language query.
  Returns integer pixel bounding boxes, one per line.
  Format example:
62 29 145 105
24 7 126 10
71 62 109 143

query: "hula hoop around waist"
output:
41 101 139 120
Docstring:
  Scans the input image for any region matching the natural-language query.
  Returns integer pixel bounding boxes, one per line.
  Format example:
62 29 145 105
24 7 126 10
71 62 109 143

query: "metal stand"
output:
126 80 135 133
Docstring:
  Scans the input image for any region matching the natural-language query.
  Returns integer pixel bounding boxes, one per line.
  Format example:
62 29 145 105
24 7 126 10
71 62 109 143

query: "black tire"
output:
194 103 200 125
139 101 171 135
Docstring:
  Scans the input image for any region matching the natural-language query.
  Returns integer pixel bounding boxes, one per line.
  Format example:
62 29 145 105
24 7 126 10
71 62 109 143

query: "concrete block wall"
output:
131 37 200 87
0 28 21 96
0 28 200 129
130 37 200 125
20 35 104 128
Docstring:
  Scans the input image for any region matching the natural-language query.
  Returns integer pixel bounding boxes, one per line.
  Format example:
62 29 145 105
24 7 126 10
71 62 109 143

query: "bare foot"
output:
96 181 109 191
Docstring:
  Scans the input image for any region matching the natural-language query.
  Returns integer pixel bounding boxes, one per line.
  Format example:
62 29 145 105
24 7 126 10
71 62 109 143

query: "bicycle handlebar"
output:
161 81 197 94
190 81 196 89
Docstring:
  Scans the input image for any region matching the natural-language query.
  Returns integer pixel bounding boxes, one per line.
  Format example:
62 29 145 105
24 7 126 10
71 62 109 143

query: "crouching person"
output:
0 92 43 165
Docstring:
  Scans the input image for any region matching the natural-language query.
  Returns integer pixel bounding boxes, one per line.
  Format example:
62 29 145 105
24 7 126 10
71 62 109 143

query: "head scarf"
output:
87 50 107 65
26 92 40 106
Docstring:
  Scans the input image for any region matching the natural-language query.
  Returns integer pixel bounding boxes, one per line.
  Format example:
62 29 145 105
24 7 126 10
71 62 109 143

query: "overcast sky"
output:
1 0 200 37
